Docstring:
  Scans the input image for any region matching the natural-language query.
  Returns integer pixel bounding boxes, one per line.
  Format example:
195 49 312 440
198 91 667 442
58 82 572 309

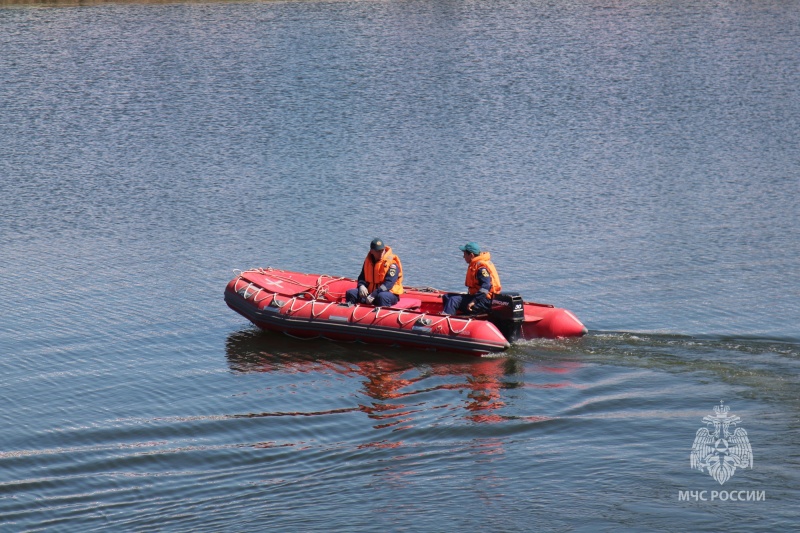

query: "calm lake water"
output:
1 0 799 530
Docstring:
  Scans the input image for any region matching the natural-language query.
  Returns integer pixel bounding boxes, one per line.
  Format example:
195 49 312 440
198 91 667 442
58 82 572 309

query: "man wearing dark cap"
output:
442 242 502 315
345 238 404 306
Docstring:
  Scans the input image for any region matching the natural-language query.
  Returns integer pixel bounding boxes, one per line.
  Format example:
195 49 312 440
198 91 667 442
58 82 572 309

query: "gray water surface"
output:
1 0 798 531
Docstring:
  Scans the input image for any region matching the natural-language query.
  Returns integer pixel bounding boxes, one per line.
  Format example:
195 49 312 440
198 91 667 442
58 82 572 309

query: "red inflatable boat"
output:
224 267 587 355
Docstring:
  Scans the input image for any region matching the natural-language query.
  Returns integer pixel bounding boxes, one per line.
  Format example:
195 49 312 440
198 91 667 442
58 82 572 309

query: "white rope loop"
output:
286 297 313 315
446 316 472 334
397 310 424 327
311 300 336 318
351 306 377 324
253 290 271 304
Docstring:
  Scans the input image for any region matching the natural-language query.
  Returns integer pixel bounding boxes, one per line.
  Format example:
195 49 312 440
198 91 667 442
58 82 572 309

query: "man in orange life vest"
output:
442 242 502 316
345 238 404 307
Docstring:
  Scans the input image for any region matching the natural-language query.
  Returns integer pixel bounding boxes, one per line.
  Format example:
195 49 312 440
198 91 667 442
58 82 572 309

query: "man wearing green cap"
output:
442 242 502 315
345 238 404 306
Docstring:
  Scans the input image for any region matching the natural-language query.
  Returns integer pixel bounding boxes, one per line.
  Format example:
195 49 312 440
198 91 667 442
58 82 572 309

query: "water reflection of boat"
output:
225 330 579 425
225 267 587 356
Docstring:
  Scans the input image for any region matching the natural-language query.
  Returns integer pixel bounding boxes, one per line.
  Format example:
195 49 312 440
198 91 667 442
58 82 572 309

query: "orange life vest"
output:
363 246 404 296
465 252 501 298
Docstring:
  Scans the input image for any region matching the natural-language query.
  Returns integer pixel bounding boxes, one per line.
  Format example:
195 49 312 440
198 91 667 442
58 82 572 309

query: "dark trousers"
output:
442 293 491 315
345 288 399 307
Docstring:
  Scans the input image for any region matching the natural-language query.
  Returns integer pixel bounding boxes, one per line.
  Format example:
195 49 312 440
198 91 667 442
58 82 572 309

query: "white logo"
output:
690 402 753 485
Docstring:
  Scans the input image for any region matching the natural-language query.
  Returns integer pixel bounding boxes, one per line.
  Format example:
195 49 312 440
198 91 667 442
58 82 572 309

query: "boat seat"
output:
390 297 422 310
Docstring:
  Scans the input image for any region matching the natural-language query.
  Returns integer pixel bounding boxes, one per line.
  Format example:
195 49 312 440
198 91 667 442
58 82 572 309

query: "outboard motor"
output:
488 292 525 342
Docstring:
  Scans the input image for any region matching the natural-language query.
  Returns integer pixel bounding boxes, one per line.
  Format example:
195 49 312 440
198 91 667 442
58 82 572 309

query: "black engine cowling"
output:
488 292 524 342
